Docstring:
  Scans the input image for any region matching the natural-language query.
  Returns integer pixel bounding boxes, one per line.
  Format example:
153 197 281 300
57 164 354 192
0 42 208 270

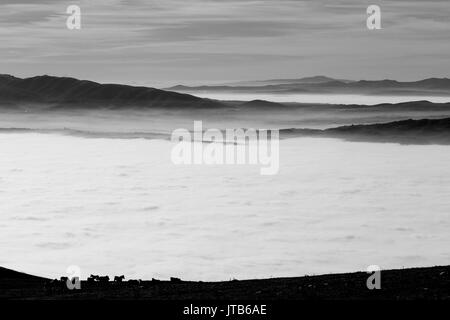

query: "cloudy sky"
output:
0 0 449 87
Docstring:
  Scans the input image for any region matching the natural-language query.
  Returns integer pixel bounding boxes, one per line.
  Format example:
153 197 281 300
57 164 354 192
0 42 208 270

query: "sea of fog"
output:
189 92 450 105
1 133 449 280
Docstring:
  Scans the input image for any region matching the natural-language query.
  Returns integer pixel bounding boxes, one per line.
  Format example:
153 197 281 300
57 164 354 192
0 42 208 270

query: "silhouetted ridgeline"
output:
240 99 287 108
1 265 449 300
282 118 450 144
234 99 450 110
0 74 223 109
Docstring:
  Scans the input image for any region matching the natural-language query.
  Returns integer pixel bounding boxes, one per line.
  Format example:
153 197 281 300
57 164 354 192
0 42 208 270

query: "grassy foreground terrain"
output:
1 265 449 300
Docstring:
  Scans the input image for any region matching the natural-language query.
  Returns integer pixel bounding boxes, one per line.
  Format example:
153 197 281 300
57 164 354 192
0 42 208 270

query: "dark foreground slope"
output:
0 74 222 109
1 265 449 300
0 266 48 298
282 118 450 144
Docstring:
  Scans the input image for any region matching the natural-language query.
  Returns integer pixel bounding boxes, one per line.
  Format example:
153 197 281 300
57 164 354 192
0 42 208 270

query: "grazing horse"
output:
128 279 141 286
114 275 125 283
87 274 99 284
98 275 110 284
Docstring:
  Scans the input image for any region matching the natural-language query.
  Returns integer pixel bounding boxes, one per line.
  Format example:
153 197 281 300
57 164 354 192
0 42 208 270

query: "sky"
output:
0 0 449 87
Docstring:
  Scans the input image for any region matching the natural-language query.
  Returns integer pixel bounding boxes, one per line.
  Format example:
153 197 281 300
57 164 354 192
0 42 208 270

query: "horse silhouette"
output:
87 274 99 284
98 275 110 284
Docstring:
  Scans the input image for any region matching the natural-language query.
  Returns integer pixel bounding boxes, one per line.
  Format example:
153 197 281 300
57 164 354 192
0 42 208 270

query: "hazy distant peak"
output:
294 75 338 83
167 76 450 96
0 74 20 83
0 74 18 79
216 75 349 87
413 78 450 88
240 99 286 108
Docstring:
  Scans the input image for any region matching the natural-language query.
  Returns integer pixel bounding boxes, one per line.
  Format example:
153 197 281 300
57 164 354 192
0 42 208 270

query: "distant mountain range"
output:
166 76 450 96
218 75 355 87
0 74 222 109
1 74 449 111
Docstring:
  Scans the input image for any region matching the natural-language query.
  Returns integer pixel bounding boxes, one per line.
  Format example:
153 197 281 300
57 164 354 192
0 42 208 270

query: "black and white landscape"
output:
0 0 449 302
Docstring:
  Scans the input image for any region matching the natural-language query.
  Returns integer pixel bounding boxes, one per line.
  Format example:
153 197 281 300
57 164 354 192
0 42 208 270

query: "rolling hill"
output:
282 117 450 144
0 74 223 109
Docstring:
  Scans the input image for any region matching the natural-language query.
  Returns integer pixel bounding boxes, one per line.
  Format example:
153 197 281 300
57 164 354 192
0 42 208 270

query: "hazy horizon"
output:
1 0 449 87
2 72 450 89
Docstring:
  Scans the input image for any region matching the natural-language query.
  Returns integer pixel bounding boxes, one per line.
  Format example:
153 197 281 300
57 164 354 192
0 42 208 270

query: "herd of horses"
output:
44 275 183 294
87 274 126 284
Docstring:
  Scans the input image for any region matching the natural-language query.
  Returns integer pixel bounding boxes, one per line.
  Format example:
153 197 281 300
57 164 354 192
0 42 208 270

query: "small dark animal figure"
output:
98 275 110 284
170 277 182 283
87 274 99 283
128 279 141 286
114 275 125 283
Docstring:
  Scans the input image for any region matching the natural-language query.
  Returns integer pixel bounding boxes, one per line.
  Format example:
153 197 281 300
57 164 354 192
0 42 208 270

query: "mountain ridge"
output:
0 74 223 109
282 117 450 144
166 76 450 96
